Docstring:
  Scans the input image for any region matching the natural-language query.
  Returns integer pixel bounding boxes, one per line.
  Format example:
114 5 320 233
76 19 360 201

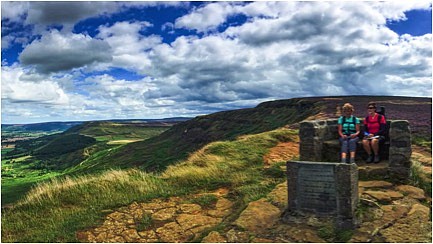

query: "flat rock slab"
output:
234 199 281 234
201 231 227 243
76 195 232 243
359 180 393 188
364 190 404 203
395 185 426 200
266 181 288 210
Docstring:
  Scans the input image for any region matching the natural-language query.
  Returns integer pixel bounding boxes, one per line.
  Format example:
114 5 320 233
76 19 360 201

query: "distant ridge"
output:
2 117 192 132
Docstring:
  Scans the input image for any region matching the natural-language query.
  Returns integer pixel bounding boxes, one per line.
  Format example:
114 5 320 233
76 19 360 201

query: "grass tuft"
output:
410 160 432 197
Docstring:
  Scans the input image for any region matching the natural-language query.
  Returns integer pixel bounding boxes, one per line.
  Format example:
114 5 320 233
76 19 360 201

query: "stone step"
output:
357 160 390 181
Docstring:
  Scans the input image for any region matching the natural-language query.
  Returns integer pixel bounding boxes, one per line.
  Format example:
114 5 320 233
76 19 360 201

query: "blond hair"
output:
342 103 354 112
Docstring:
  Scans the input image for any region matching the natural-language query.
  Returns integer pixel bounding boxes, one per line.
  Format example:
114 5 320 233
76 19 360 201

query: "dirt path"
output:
263 136 299 167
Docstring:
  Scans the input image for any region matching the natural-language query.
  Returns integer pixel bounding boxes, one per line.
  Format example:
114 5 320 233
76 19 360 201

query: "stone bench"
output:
299 119 412 182
320 119 391 162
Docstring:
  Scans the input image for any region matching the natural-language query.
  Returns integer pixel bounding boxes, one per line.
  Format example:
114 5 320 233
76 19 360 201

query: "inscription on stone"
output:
297 164 336 213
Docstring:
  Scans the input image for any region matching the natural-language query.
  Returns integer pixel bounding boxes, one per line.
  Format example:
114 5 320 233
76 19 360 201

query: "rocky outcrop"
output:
77 178 431 243
234 199 281 234
76 193 233 243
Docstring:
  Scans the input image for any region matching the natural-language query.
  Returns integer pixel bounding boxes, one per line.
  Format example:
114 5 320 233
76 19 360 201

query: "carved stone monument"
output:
286 161 358 230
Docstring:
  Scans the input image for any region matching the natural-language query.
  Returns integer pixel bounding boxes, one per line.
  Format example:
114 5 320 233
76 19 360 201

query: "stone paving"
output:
76 191 233 243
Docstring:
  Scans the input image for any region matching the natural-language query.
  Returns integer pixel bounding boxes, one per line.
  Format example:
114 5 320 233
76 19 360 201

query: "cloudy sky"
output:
1 1 432 124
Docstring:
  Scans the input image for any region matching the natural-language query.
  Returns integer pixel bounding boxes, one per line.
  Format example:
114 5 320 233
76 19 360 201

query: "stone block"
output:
286 161 358 230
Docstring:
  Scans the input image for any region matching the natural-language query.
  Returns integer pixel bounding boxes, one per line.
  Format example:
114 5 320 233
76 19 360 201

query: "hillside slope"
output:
101 98 323 171
92 96 431 172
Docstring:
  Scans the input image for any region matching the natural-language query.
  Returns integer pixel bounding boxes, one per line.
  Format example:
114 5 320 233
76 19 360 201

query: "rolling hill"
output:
84 96 432 172
91 98 324 171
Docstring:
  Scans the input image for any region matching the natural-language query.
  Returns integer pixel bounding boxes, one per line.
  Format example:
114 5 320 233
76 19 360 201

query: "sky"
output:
1 1 432 124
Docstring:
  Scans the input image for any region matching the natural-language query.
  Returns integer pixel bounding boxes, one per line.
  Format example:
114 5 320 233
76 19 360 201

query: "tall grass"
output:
2 128 296 242
410 160 432 197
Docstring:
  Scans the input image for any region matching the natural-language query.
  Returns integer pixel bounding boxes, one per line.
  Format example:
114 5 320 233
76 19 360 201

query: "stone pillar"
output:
299 121 327 161
286 161 358 230
389 120 412 182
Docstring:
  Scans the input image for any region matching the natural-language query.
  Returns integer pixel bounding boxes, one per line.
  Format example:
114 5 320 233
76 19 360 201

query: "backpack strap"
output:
342 116 356 134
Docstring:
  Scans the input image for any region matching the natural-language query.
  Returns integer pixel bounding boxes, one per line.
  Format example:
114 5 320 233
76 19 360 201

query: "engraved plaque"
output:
297 164 337 213
287 161 359 228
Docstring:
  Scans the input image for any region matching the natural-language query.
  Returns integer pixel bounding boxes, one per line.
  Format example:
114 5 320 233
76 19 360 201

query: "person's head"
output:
367 102 376 115
342 103 354 116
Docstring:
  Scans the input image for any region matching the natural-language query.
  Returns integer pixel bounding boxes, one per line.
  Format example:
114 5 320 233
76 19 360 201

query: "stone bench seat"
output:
299 119 412 182
322 139 390 162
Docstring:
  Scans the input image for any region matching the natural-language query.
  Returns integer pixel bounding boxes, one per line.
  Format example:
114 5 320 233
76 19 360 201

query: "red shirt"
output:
364 113 386 134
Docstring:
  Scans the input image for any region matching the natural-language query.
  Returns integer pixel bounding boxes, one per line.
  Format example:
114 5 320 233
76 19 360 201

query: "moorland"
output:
1 96 431 242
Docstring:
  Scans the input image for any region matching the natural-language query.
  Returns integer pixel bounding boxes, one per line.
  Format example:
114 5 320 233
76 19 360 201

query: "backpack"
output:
377 106 385 116
341 116 357 135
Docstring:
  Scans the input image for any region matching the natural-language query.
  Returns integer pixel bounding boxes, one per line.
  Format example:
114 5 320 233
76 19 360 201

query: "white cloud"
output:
19 30 113 74
175 2 239 33
1 2 29 22
1 65 69 105
96 21 162 73
372 1 432 21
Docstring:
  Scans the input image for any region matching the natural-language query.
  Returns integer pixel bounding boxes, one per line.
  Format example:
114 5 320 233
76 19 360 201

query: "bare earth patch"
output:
263 137 299 167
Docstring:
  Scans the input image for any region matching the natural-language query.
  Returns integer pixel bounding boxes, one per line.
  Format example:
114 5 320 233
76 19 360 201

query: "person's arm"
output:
352 120 360 138
363 117 372 138
338 118 346 138
376 116 387 136
338 124 346 138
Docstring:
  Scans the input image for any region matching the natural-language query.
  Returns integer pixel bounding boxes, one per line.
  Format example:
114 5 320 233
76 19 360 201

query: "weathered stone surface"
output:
359 180 393 188
226 229 250 243
122 229 141 242
156 222 193 243
251 237 274 243
267 181 288 210
364 190 404 204
234 199 280 234
395 185 426 200
287 161 358 230
207 198 233 218
380 203 432 242
215 197 233 210
76 231 95 243
152 207 176 221
408 203 430 218
176 214 221 232
201 231 227 243
179 203 202 214
138 229 158 240
364 191 392 203
275 225 326 243
383 190 404 200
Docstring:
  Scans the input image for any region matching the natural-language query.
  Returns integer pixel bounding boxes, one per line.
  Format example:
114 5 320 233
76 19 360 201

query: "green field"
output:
1 123 169 206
